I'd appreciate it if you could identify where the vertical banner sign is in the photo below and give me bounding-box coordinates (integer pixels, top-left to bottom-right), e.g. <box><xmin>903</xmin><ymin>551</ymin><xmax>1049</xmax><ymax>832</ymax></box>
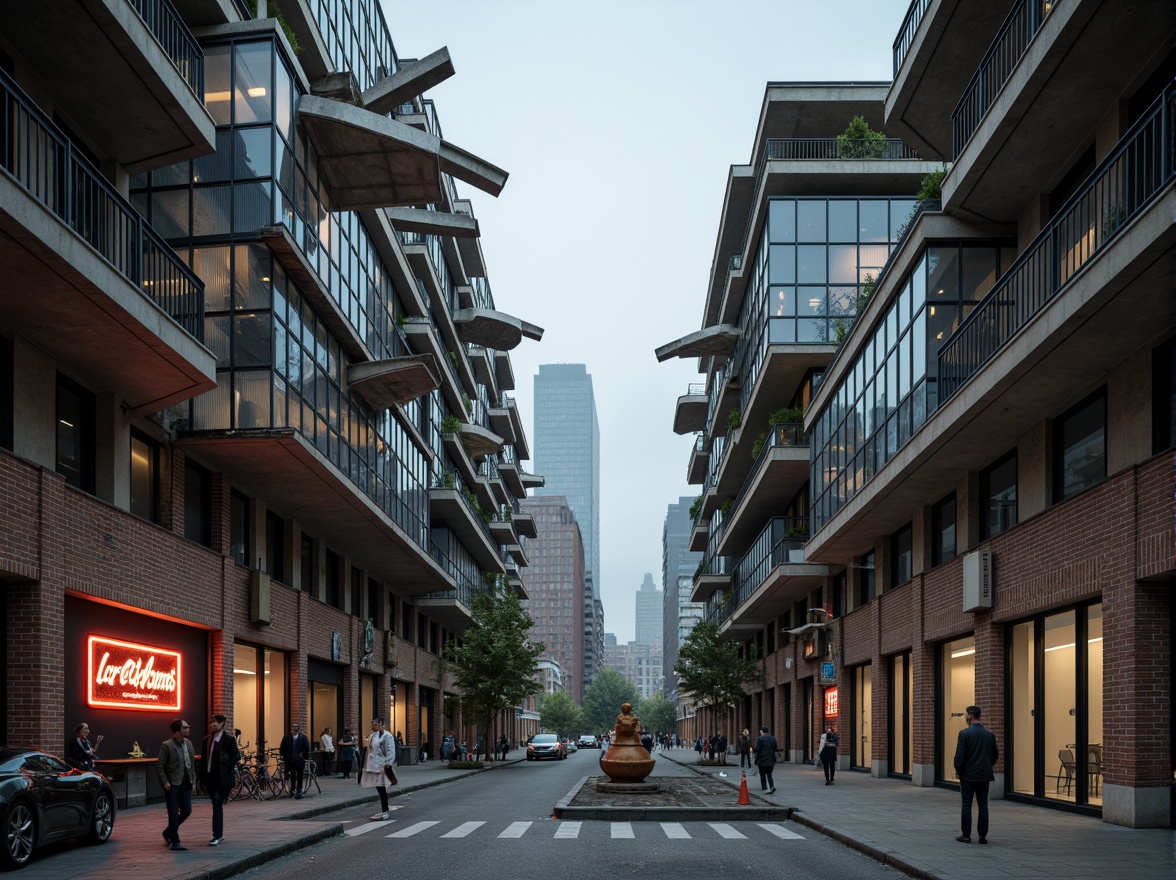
<box><xmin>87</xmin><ymin>635</ymin><xmax>182</xmax><ymax>711</ymax></box>
<box><xmin>824</xmin><ymin>686</ymin><xmax>839</xmax><ymax>718</ymax></box>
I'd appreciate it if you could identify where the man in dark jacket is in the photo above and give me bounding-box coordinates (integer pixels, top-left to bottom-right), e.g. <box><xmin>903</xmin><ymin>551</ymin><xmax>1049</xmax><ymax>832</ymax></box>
<box><xmin>752</xmin><ymin>726</ymin><xmax>778</xmax><ymax>793</ymax></box>
<box><xmin>199</xmin><ymin>714</ymin><xmax>240</xmax><ymax>846</ymax></box>
<box><xmin>279</xmin><ymin>722</ymin><xmax>311</xmax><ymax>799</ymax></box>
<box><xmin>738</xmin><ymin>729</ymin><xmax>753</xmax><ymax>768</ymax></box>
<box><xmin>953</xmin><ymin>705</ymin><xmax>999</xmax><ymax>844</ymax></box>
<box><xmin>716</xmin><ymin>732</ymin><xmax>728</xmax><ymax>765</ymax></box>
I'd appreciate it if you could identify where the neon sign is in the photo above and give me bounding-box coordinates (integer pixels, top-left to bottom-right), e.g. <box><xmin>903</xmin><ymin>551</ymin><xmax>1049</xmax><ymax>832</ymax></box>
<box><xmin>87</xmin><ymin>635</ymin><xmax>182</xmax><ymax>711</ymax></box>
<box><xmin>824</xmin><ymin>686</ymin><xmax>839</xmax><ymax>718</ymax></box>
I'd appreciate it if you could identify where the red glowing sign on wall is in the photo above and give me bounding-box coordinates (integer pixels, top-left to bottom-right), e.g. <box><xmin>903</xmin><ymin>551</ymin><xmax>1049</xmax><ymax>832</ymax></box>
<box><xmin>824</xmin><ymin>686</ymin><xmax>839</xmax><ymax>718</ymax></box>
<box><xmin>87</xmin><ymin>635</ymin><xmax>182</xmax><ymax>712</ymax></box>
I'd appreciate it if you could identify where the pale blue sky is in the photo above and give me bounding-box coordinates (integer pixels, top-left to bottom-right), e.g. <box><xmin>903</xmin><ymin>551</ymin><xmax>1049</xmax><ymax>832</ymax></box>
<box><xmin>384</xmin><ymin>0</ymin><xmax>911</xmax><ymax>640</ymax></box>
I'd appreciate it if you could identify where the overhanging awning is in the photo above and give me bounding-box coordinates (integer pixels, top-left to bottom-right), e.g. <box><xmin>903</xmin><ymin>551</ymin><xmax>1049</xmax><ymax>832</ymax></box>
<box><xmin>299</xmin><ymin>96</ymin><xmax>507</xmax><ymax>210</ymax></box>
<box><xmin>655</xmin><ymin>324</ymin><xmax>741</xmax><ymax>362</ymax></box>
<box><xmin>452</xmin><ymin>308</ymin><xmax>544</xmax><ymax>350</ymax></box>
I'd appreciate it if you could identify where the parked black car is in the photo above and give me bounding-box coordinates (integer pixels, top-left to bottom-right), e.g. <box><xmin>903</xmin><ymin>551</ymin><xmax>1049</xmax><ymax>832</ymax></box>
<box><xmin>0</xmin><ymin>748</ymin><xmax>116</xmax><ymax>869</ymax></box>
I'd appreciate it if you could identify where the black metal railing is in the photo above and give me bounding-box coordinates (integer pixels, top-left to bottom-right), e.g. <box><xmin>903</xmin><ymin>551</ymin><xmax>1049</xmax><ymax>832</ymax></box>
<box><xmin>128</xmin><ymin>0</ymin><xmax>205</xmax><ymax>96</ymax></box>
<box><xmin>705</xmin><ymin>515</ymin><xmax>808</xmax><ymax>625</ymax></box>
<box><xmin>952</xmin><ymin>0</ymin><xmax>1059</xmax><ymax>158</ymax></box>
<box><xmin>893</xmin><ymin>0</ymin><xmax>933</xmax><ymax>75</ymax></box>
<box><xmin>765</xmin><ymin>138</ymin><xmax>922</xmax><ymax>161</ymax></box>
<box><xmin>939</xmin><ymin>83</ymin><xmax>1174</xmax><ymax>402</ymax></box>
<box><xmin>0</xmin><ymin>69</ymin><xmax>204</xmax><ymax>340</ymax></box>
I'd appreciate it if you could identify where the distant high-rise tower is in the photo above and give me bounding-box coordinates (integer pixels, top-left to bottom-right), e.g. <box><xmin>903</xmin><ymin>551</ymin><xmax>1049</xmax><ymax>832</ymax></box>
<box><xmin>520</xmin><ymin>496</ymin><xmax>587</xmax><ymax>703</ymax></box>
<box><xmin>635</xmin><ymin>573</ymin><xmax>662</xmax><ymax>646</ymax></box>
<box><xmin>533</xmin><ymin>364</ymin><xmax>601</xmax><ymax>594</ymax></box>
<box><xmin>662</xmin><ymin>497</ymin><xmax>703</xmax><ymax>698</ymax></box>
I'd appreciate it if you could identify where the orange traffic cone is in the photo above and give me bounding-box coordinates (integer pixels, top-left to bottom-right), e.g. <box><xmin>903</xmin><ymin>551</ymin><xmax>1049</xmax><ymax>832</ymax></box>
<box><xmin>738</xmin><ymin>771</ymin><xmax>751</xmax><ymax>805</ymax></box>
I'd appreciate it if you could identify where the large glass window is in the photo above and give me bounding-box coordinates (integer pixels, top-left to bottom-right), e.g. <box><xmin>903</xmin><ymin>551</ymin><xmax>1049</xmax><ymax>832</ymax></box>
<box><xmin>890</xmin><ymin>523</ymin><xmax>913</xmax><ymax>587</ymax></box>
<box><xmin>940</xmin><ymin>635</ymin><xmax>975</xmax><ymax>782</ymax></box>
<box><xmin>230</xmin><ymin>489</ymin><xmax>251</xmax><ymax>566</ymax></box>
<box><xmin>932</xmin><ymin>493</ymin><xmax>957</xmax><ymax>566</ymax></box>
<box><xmin>857</xmin><ymin>550</ymin><xmax>876</xmax><ymax>606</ymax></box>
<box><xmin>1053</xmin><ymin>389</ymin><xmax>1106</xmax><ymax>502</ymax></box>
<box><xmin>184</xmin><ymin>460</ymin><xmax>213</xmax><ymax>547</ymax></box>
<box><xmin>234</xmin><ymin>642</ymin><xmax>287</xmax><ymax>753</ymax></box>
<box><xmin>852</xmin><ymin>664</ymin><xmax>872</xmax><ymax>770</ymax></box>
<box><xmin>56</xmin><ymin>374</ymin><xmax>95</xmax><ymax>493</ymax></box>
<box><xmin>1153</xmin><ymin>337</ymin><xmax>1175</xmax><ymax>453</ymax></box>
<box><xmin>980</xmin><ymin>451</ymin><xmax>1017</xmax><ymax>540</ymax></box>
<box><xmin>1008</xmin><ymin>603</ymin><xmax>1103</xmax><ymax>806</ymax></box>
<box><xmin>265</xmin><ymin>511</ymin><xmax>285</xmax><ymax>583</ymax></box>
<box><xmin>130</xmin><ymin>430</ymin><xmax>161</xmax><ymax>523</ymax></box>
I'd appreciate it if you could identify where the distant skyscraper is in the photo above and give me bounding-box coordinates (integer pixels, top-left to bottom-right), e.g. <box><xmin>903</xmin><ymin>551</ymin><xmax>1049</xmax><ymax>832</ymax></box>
<box><xmin>662</xmin><ymin>497</ymin><xmax>703</xmax><ymax>698</ymax></box>
<box><xmin>603</xmin><ymin>633</ymin><xmax>663</xmax><ymax>701</ymax></box>
<box><xmin>635</xmin><ymin>573</ymin><xmax>662</xmax><ymax>646</ymax></box>
<box><xmin>520</xmin><ymin>496</ymin><xmax>587</xmax><ymax>703</ymax></box>
<box><xmin>533</xmin><ymin>364</ymin><xmax>601</xmax><ymax>593</ymax></box>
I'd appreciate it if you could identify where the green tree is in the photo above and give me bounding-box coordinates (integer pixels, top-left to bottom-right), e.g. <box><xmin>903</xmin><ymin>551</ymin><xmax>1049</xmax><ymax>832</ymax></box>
<box><xmin>539</xmin><ymin>691</ymin><xmax>583</xmax><ymax>738</ymax></box>
<box><xmin>636</xmin><ymin>691</ymin><xmax>678</xmax><ymax>736</ymax></box>
<box><xmin>674</xmin><ymin>621</ymin><xmax>764</xmax><ymax>738</ymax></box>
<box><xmin>837</xmin><ymin>115</ymin><xmax>887</xmax><ymax>159</ymax></box>
<box><xmin>444</xmin><ymin>591</ymin><xmax>543</xmax><ymax>761</ymax></box>
<box><xmin>581</xmin><ymin>669</ymin><xmax>640</xmax><ymax>733</ymax></box>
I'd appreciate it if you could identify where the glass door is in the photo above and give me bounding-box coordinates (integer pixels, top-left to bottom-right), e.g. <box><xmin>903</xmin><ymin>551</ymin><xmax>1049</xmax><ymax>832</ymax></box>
<box><xmin>940</xmin><ymin>635</ymin><xmax>975</xmax><ymax>782</ymax></box>
<box><xmin>852</xmin><ymin>664</ymin><xmax>872</xmax><ymax>770</ymax></box>
<box><xmin>889</xmin><ymin>652</ymin><xmax>912</xmax><ymax>776</ymax></box>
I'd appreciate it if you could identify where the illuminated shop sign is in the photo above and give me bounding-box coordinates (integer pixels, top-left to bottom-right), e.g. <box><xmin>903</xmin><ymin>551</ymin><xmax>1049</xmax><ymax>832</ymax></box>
<box><xmin>824</xmin><ymin>686</ymin><xmax>839</xmax><ymax>718</ymax></box>
<box><xmin>87</xmin><ymin>635</ymin><xmax>182</xmax><ymax>711</ymax></box>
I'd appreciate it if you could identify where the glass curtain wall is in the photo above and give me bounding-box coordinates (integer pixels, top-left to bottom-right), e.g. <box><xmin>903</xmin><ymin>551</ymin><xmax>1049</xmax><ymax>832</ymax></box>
<box><xmin>1010</xmin><ymin>603</ymin><xmax>1103</xmax><ymax>806</ymax></box>
<box><xmin>852</xmin><ymin>664</ymin><xmax>873</xmax><ymax>770</ymax></box>
<box><xmin>940</xmin><ymin>635</ymin><xmax>976</xmax><ymax>782</ymax></box>
<box><xmin>812</xmin><ymin>243</ymin><xmax>1015</xmax><ymax>530</ymax></box>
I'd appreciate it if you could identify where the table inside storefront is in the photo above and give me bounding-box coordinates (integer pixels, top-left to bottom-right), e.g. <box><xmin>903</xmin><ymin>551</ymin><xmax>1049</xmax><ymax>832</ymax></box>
<box><xmin>96</xmin><ymin>758</ymin><xmax>166</xmax><ymax>809</ymax></box>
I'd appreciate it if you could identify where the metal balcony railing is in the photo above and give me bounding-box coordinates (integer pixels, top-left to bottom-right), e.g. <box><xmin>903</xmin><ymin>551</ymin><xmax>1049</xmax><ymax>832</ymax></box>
<box><xmin>128</xmin><ymin>0</ymin><xmax>205</xmax><ymax>97</ymax></box>
<box><xmin>764</xmin><ymin>138</ymin><xmax>922</xmax><ymax>161</ymax></box>
<box><xmin>893</xmin><ymin>0</ymin><xmax>933</xmax><ymax>75</ymax></box>
<box><xmin>939</xmin><ymin>83</ymin><xmax>1175</xmax><ymax>402</ymax></box>
<box><xmin>0</xmin><ymin>69</ymin><xmax>204</xmax><ymax>341</ymax></box>
<box><xmin>684</xmin><ymin>382</ymin><xmax>706</xmax><ymax>396</ymax></box>
<box><xmin>952</xmin><ymin>0</ymin><xmax>1060</xmax><ymax>158</ymax></box>
<box><xmin>704</xmin><ymin>515</ymin><xmax>808</xmax><ymax>626</ymax></box>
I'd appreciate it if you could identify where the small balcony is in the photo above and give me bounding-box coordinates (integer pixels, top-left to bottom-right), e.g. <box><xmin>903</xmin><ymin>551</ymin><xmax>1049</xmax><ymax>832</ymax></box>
<box><xmin>673</xmin><ymin>383</ymin><xmax>708</xmax><ymax>435</ymax></box>
<box><xmin>512</xmin><ymin>509</ymin><xmax>538</xmax><ymax>540</ymax></box>
<box><xmin>429</xmin><ymin>483</ymin><xmax>506</xmax><ymax>574</ymax></box>
<box><xmin>717</xmin><ymin>424</ymin><xmax>809</xmax><ymax>558</ymax></box>
<box><xmin>688</xmin><ymin>519</ymin><xmax>709</xmax><ymax>553</ymax></box>
<box><xmin>690</xmin><ymin>552</ymin><xmax>732</xmax><ymax>603</ymax></box>
<box><xmin>0</xmin><ymin>0</ymin><xmax>213</xmax><ymax>174</ymax></box>
<box><xmin>0</xmin><ymin>69</ymin><xmax>213</xmax><ymax>413</ymax></box>
<box><xmin>452</xmin><ymin>308</ymin><xmax>544</xmax><ymax>351</ymax></box>
<box><xmin>687</xmin><ymin>433</ymin><xmax>709</xmax><ymax>485</ymax></box>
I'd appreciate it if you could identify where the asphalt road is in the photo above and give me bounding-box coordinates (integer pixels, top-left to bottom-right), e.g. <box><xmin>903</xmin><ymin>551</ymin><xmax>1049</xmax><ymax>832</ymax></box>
<box><xmin>240</xmin><ymin>751</ymin><xmax>900</xmax><ymax>880</ymax></box>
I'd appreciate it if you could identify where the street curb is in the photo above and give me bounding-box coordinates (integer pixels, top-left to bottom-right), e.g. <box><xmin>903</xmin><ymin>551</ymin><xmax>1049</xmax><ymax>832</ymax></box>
<box><xmin>197</xmin><ymin>823</ymin><xmax>344</xmax><ymax>880</ymax></box>
<box><xmin>282</xmin><ymin>767</ymin><xmax>490</xmax><ymax>820</ymax></box>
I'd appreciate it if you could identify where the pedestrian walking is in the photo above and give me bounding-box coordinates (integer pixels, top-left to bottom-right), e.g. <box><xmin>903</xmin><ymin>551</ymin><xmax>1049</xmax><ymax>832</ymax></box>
<box><xmin>738</xmin><ymin>728</ymin><xmax>752</xmax><ymax>769</ymax></box>
<box><xmin>199</xmin><ymin>714</ymin><xmax>240</xmax><ymax>846</ymax></box>
<box><xmin>753</xmin><ymin>725</ymin><xmax>778</xmax><ymax>794</ymax></box>
<box><xmin>498</xmin><ymin>735</ymin><xmax>509</xmax><ymax>761</ymax></box>
<box><xmin>338</xmin><ymin>728</ymin><xmax>357</xmax><ymax>779</ymax></box>
<box><xmin>319</xmin><ymin>727</ymin><xmax>334</xmax><ymax>776</ymax></box>
<box><xmin>156</xmin><ymin>719</ymin><xmax>196</xmax><ymax>851</ymax></box>
<box><xmin>818</xmin><ymin>724</ymin><xmax>840</xmax><ymax>784</ymax></box>
<box><xmin>67</xmin><ymin>722</ymin><xmax>103</xmax><ymax>770</ymax></box>
<box><xmin>279</xmin><ymin>722</ymin><xmax>310</xmax><ymax>799</ymax></box>
<box><xmin>716</xmin><ymin>731</ymin><xmax>728</xmax><ymax>765</ymax></box>
<box><xmin>360</xmin><ymin>717</ymin><xmax>397</xmax><ymax>820</ymax></box>
<box><xmin>953</xmin><ymin>705</ymin><xmax>999</xmax><ymax>844</ymax></box>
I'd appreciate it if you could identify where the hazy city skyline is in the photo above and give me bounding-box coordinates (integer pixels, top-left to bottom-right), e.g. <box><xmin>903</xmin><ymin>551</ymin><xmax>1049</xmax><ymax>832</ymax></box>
<box><xmin>387</xmin><ymin>0</ymin><xmax>911</xmax><ymax>640</ymax></box>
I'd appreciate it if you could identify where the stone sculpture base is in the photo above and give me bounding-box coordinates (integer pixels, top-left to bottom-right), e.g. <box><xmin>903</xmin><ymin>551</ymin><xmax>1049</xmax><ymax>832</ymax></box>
<box><xmin>596</xmin><ymin>781</ymin><xmax>659</xmax><ymax>793</ymax></box>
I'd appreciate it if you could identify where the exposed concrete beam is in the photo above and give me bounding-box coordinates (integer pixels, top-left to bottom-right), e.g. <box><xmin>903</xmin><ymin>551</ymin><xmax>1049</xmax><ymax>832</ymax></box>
<box><xmin>363</xmin><ymin>48</ymin><xmax>456</xmax><ymax>115</ymax></box>
<box><xmin>385</xmin><ymin>206</ymin><xmax>480</xmax><ymax>238</ymax></box>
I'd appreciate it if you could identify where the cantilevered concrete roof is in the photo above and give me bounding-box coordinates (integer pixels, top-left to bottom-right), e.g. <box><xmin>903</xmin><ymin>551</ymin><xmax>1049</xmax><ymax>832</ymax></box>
<box><xmin>299</xmin><ymin>97</ymin><xmax>507</xmax><ymax>210</ymax></box>
<box><xmin>655</xmin><ymin>324</ymin><xmax>741</xmax><ymax>362</ymax></box>
<box><xmin>177</xmin><ymin>430</ymin><xmax>454</xmax><ymax>596</ymax></box>
<box><xmin>363</xmin><ymin>48</ymin><xmax>455</xmax><ymax>115</ymax></box>
<box><xmin>673</xmin><ymin>392</ymin><xmax>708</xmax><ymax>435</ymax></box>
<box><xmin>459</xmin><ymin>423</ymin><xmax>505</xmax><ymax>458</ymax></box>
<box><xmin>348</xmin><ymin>355</ymin><xmax>441</xmax><ymax>409</ymax></box>
<box><xmin>385</xmin><ymin>206</ymin><xmax>479</xmax><ymax>238</ymax></box>
<box><xmin>452</xmin><ymin>309</ymin><xmax>544</xmax><ymax>350</ymax></box>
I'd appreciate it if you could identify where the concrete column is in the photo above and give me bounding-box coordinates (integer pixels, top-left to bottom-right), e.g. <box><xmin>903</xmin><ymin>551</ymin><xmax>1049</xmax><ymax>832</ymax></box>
<box><xmin>1018</xmin><ymin>423</ymin><xmax>1048</xmax><ymax>520</ymax></box>
<box><xmin>94</xmin><ymin>391</ymin><xmax>127</xmax><ymax>508</ymax></box>
<box><xmin>910</xmin><ymin>639</ymin><xmax>937</xmax><ymax>787</ymax></box>
<box><xmin>1106</xmin><ymin>350</ymin><xmax>1151</xmax><ymax>474</ymax></box>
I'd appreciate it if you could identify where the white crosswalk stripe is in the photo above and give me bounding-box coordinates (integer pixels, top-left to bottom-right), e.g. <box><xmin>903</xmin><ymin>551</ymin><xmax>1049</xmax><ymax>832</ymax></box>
<box><xmin>554</xmin><ymin>821</ymin><xmax>582</xmax><ymax>838</ymax></box>
<box><xmin>387</xmin><ymin>821</ymin><xmax>439</xmax><ymax>838</ymax></box>
<box><xmin>708</xmin><ymin>823</ymin><xmax>747</xmax><ymax>839</ymax></box>
<box><xmin>660</xmin><ymin>822</ymin><xmax>691</xmax><ymax>839</ymax></box>
<box><xmin>344</xmin><ymin>821</ymin><xmax>395</xmax><ymax>837</ymax></box>
<box><xmin>498</xmin><ymin>822</ymin><xmax>532</xmax><ymax>838</ymax></box>
<box><xmin>441</xmin><ymin>822</ymin><xmax>485</xmax><ymax>838</ymax></box>
<box><xmin>759</xmin><ymin>823</ymin><xmax>805</xmax><ymax>840</ymax></box>
<box><xmin>611</xmin><ymin>822</ymin><xmax>635</xmax><ymax>838</ymax></box>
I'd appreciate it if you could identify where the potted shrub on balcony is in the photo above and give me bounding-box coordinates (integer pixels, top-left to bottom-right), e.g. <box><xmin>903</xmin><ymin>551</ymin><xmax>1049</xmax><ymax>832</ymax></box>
<box><xmin>785</xmin><ymin>524</ymin><xmax>809</xmax><ymax>563</ymax></box>
<box><xmin>837</xmin><ymin>116</ymin><xmax>887</xmax><ymax>159</ymax></box>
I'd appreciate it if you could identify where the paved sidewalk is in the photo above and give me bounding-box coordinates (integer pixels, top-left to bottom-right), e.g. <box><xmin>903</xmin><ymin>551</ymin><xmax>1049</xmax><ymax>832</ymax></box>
<box><xmin>658</xmin><ymin>749</ymin><xmax>1175</xmax><ymax>880</ymax></box>
<box><xmin>16</xmin><ymin>757</ymin><xmax>504</xmax><ymax>880</ymax></box>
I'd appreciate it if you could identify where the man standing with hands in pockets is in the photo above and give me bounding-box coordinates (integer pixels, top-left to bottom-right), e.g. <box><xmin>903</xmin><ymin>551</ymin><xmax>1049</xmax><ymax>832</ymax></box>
<box><xmin>954</xmin><ymin>705</ymin><xmax>999</xmax><ymax>845</ymax></box>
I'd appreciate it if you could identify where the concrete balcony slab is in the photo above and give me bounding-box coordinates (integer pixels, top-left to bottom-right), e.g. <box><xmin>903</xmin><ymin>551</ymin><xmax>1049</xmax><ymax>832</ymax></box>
<box><xmin>347</xmin><ymin>355</ymin><xmax>441</xmax><ymax>409</ymax></box>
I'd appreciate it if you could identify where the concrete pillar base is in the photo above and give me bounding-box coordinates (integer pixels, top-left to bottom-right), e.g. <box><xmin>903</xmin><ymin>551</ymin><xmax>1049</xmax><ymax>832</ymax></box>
<box><xmin>1102</xmin><ymin>783</ymin><xmax>1170</xmax><ymax>828</ymax></box>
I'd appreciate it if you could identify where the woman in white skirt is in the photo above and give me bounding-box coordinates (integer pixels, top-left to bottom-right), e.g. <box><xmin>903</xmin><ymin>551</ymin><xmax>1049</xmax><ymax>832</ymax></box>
<box><xmin>360</xmin><ymin>716</ymin><xmax>396</xmax><ymax>819</ymax></box>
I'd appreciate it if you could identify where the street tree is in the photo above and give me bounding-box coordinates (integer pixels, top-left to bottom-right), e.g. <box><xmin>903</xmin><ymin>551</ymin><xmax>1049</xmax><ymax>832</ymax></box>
<box><xmin>539</xmin><ymin>691</ymin><xmax>582</xmax><ymax>738</ymax></box>
<box><xmin>444</xmin><ymin>590</ymin><xmax>543</xmax><ymax>761</ymax></box>
<box><xmin>580</xmin><ymin>668</ymin><xmax>640</xmax><ymax>733</ymax></box>
<box><xmin>636</xmin><ymin>691</ymin><xmax>677</xmax><ymax>737</ymax></box>
<box><xmin>674</xmin><ymin>620</ymin><xmax>764</xmax><ymax>739</ymax></box>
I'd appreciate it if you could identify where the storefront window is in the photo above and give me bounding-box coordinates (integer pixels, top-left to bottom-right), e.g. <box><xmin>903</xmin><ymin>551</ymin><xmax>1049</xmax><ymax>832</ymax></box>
<box><xmin>391</xmin><ymin>680</ymin><xmax>408</xmax><ymax>744</ymax></box>
<box><xmin>360</xmin><ymin>673</ymin><xmax>377</xmax><ymax>730</ymax></box>
<box><xmin>234</xmin><ymin>642</ymin><xmax>286</xmax><ymax>754</ymax></box>
<box><xmin>1011</xmin><ymin>620</ymin><xmax>1035</xmax><ymax>796</ymax></box>
<box><xmin>940</xmin><ymin>635</ymin><xmax>975</xmax><ymax>782</ymax></box>
<box><xmin>852</xmin><ymin>664</ymin><xmax>872</xmax><ymax>770</ymax></box>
